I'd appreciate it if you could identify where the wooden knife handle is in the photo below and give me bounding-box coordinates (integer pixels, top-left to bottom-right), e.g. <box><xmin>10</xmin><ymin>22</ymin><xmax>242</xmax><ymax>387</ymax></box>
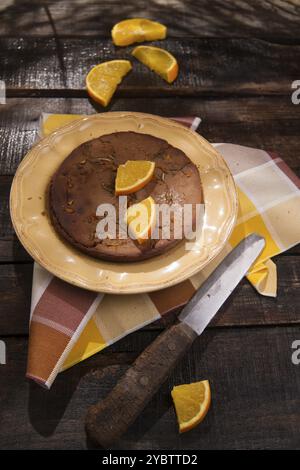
<box><xmin>85</xmin><ymin>322</ymin><xmax>197</xmax><ymax>448</ymax></box>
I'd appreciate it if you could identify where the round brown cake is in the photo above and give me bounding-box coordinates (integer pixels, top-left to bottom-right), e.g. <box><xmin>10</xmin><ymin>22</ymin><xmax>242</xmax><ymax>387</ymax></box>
<box><xmin>49</xmin><ymin>131</ymin><xmax>203</xmax><ymax>262</ymax></box>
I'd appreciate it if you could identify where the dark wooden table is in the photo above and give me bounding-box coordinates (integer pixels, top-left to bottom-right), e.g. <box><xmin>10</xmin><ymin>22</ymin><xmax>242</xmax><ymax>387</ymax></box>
<box><xmin>0</xmin><ymin>1</ymin><xmax>300</xmax><ymax>450</ymax></box>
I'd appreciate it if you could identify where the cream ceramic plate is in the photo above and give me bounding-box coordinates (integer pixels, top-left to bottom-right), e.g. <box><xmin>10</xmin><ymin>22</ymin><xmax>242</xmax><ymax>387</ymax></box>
<box><xmin>10</xmin><ymin>112</ymin><xmax>237</xmax><ymax>294</ymax></box>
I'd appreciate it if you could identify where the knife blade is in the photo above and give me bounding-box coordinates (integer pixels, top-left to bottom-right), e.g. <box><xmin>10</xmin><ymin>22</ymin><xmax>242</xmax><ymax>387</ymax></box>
<box><xmin>179</xmin><ymin>232</ymin><xmax>265</xmax><ymax>334</ymax></box>
<box><xmin>86</xmin><ymin>233</ymin><xmax>265</xmax><ymax>448</ymax></box>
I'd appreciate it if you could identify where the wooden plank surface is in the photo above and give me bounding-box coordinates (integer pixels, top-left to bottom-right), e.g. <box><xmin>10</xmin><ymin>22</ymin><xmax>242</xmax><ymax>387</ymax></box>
<box><xmin>1</xmin><ymin>38</ymin><xmax>299</xmax><ymax>96</ymax></box>
<box><xmin>0</xmin><ymin>1</ymin><xmax>299</xmax><ymax>40</ymax></box>
<box><xmin>1</xmin><ymin>326</ymin><xmax>299</xmax><ymax>449</ymax></box>
<box><xmin>0</xmin><ymin>1</ymin><xmax>300</xmax><ymax>451</ymax></box>
<box><xmin>1</xmin><ymin>96</ymin><xmax>299</xmax><ymax>177</ymax></box>
<box><xmin>1</xmin><ymin>95</ymin><xmax>299</xmax><ymax>270</ymax></box>
<box><xmin>1</xmin><ymin>254</ymin><xmax>299</xmax><ymax>336</ymax></box>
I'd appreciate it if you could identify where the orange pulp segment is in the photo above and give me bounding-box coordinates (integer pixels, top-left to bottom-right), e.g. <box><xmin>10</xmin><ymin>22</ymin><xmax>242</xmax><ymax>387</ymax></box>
<box><xmin>132</xmin><ymin>45</ymin><xmax>178</xmax><ymax>83</ymax></box>
<box><xmin>171</xmin><ymin>380</ymin><xmax>211</xmax><ymax>433</ymax></box>
<box><xmin>86</xmin><ymin>60</ymin><xmax>132</xmax><ymax>107</ymax></box>
<box><xmin>115</xmin><ymin>160</ymin><xmax>155</xmax><ymax>195</ymax></box>
<box><xmin>126</xmin><ymin>196</ymin><xmax>156</xmax><ymax>244</ymax></box>
<box><xmin>112</xmin><ymin>18</ymin><xmax>167</xmax><ymax>47</ymax></box>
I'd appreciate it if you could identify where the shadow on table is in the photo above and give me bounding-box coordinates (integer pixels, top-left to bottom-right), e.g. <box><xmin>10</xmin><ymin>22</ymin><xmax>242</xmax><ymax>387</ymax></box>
<box><xmin>28</xmin><ymin>372</ymin><xmax>81</xmax><ymax>437</ymax></box>
<box><xmin>25</xmin><ymin>267</ymin><xmax>231</xmax><ymax>444</ymax></box>
<box><xmin>1</xmin><ymin>0</ymin><xmax>298</xmax><ymax>39</ymax></box>
<box><xmin>85</xmin><ymin>328</ymin><xmax>220</xmax><ymax>450</ymax></box>
<box><xmin>27</xmin><ymin>361</ymin><xmax>131</xmax><ymax>438</ymax></box>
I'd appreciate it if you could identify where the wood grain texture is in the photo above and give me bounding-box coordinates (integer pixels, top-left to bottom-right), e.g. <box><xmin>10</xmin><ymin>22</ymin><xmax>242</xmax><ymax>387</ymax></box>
<box><xmin>1</xmin><ymin>37</ymin><xmax>299</xmax><ymax>96</ymax></box>
<box><xmin>0</xmin><ymin>1</ymin><xmax>299</xmax><ymax>39</ymax></box>
<box><xmin>0</xmin><ymin>0</ymin><xmax>299</xmax><ymax>452</ymax></box>
<box><xmin>1</xmin><ymin>327</ymin><xmax>300</xmax><ymax>449</ymax></box>
<box><xmin>1</xmin><ymin>96</ymin><xmax>299</xmax><ymax>177</ymax></box>
<box><xmin>0</xmin><ymin>254</ymin><xmax>299</xmax><ymax>336</ymax></box>
<box><xmin>1</xmin><ymin>95</ymin><xmax>299</xmax><ymax>266</ymax></box>
<box><xmin>0</xmin><ymin>263</ymin><xmax>33</xmax><ymax>335</ymax></box>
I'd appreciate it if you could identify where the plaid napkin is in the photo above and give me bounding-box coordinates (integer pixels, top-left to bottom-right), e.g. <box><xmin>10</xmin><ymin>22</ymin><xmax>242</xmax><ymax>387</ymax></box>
<box><xmin>26</xmin><ymin>114</ymin><xmax>300</xmax><ymax>388</ymax></box>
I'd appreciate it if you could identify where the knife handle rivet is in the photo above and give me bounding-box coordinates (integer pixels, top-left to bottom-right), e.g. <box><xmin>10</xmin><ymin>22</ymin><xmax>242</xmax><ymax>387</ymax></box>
<box><xmin>139</xmin><ymin>376</ymin><xmax>149</xmax><ymax>386</ymax></box>
<box><xmin>168</xmin><ymin>342</ymin><xmax>176</xmax><ymax>351</ymax></box>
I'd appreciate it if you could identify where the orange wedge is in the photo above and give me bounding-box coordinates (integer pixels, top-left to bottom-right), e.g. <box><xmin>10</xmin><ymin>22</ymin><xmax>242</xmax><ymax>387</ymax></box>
<box><xmin>126</xmin><ymin>196</ymin><xmax>156</xmax><ymax>244</ymax></box>
<box><xmin>112</xmin><ymin>18</ymin><xmax>167</xmax><ymax>47</ymax></box>
<box><xmin>171</xmin><ymin>380</ymin><xmax>211</xmax><ymax>433</ymax></box>
<box><xmin>132</xmin><ymin>46</ymin><xmax>178</xmax><ymax>83</ymax></box>
<box><xmin>86</xmin><ymin>60</ymin><xmax>132</xmax><ymax>107</ymax></box>
<box><xmin>115</xmin><ymin>160</ymin><xmax>155</xmax><ymax>195</ymax></box>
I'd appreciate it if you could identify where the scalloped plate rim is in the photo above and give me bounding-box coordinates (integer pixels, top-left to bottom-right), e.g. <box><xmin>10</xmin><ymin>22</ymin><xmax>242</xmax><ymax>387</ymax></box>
<box><xmin>10</xmin><ymin>112</ymin><xmax>238</xmax><ymax>294</ymax></box>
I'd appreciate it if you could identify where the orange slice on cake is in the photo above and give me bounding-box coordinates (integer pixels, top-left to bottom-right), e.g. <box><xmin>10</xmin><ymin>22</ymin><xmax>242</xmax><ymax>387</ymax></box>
<box><xmin>126</xmin><ymin>196</ymin><xmax>156</xmax><ymax>244</ymax></box>
<box><xmin>132</xmin><ymin>45</ymin><xmax>178</xmax><ymax>83</ymax></box>
<box><xmin>115</xmin><ymin>160</ymin><xmax>155</xmax><ymax>195</ymax></box>
<box><xmin>86</xmin><ymin>60</ymin><xmax>132</xmax><ymax>107</ymax></box>
<box><xmin>171</xmin><ymin>380</ymin><xmax>211</xmax><ymax>433</ymax></box>
<box><xmin>112</xmin><ymin>18</ymin><xmax>167</xmax><ymax>47</ymax></box>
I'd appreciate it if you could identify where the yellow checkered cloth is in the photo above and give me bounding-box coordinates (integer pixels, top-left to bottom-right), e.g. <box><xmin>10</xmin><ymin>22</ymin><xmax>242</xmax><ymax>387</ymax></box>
<box><xmin>26</xmin><ymin>113</ymin><xmax>300</xmax><ymax>387</ymax></box>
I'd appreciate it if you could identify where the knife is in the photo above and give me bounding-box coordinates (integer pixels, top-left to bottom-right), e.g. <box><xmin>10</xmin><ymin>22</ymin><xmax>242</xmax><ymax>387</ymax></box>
<box><xmin>85</xmin><ymin>233</ymin><xmax>265</xmax><ymax>448</ymax></box>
